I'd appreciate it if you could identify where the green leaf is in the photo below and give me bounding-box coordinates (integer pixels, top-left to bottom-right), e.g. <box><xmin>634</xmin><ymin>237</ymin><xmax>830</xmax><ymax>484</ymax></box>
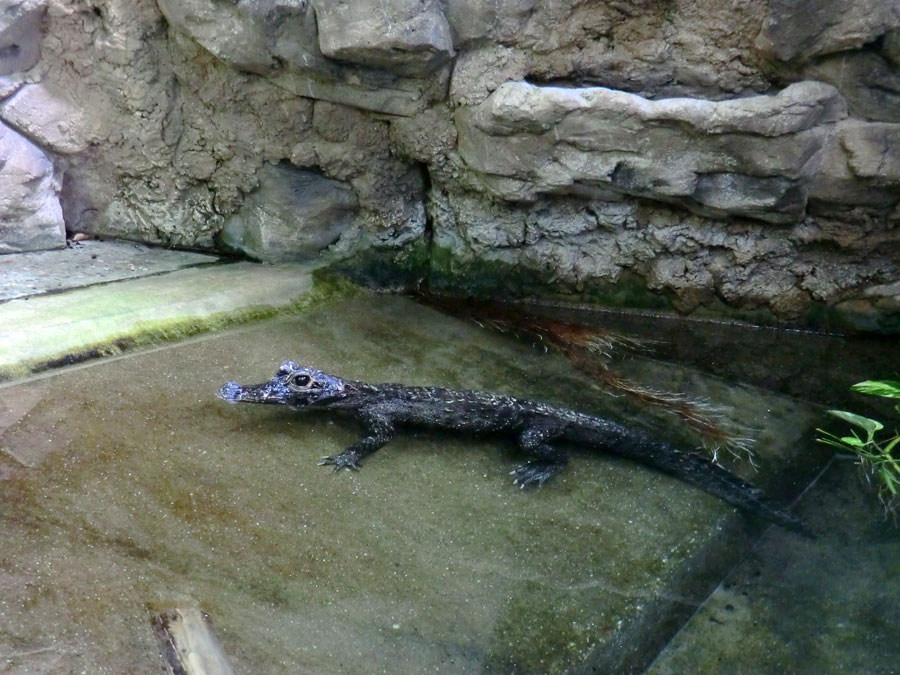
<box><xmin>827</xmin><ymin>409</ymin><xmax>884</xmax><ymax>436</ymax></box>
<box><xmin>851</xmin><ymin>380</ymin><xmax>900</xmax><ymax>399</ymax></box>
<box><xmin>816</xmin><ymin>437</ymin><xmax>847</xmax><ymax>451</ymax></box>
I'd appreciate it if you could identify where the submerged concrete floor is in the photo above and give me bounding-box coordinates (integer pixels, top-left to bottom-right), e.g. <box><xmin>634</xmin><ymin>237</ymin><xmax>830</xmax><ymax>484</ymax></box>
<box><xmin>0</xmin><ymin>292</ymin><xmax>831</xmax><ymax>673</ymax></box>
<box><xmin>648</xmin><ymin>458</ymin><xmax>900</xmax><ymax>674</ymax></box>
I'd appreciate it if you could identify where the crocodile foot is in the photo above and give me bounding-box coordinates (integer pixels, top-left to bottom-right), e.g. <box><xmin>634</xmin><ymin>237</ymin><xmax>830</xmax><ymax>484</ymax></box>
<box><xmin>318</xmin><ymin>451</ymin><xmax>362</xmax><ymax>472</ymax></box>
<box><xmin>510</xmin><ymin>460</ymin><xmax>563</xmax><ymax>488</ymax></box>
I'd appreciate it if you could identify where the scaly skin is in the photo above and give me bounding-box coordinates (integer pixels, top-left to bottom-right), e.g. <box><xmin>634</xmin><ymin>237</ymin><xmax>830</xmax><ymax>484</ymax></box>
<box><xmin>218</xmin><ymin>361</ymin><xmax>807</xmax><ymax>532</ymax></box>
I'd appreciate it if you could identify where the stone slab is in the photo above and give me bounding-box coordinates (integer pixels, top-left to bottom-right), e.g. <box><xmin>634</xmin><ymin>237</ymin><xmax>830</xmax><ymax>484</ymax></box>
<box><xmin>0</xmin><ymin>240</ymin><xmax>219</xmax><ymax>302</ymax></box>
<box><xmin>0</xmin><ymin>294</ymin><xmax>824</xmax><ymax>673</ymax></box>
<box><xmin>0</xmin><ymin>261</ymin><xmax>318</xmax><ymax>380</ymax></box>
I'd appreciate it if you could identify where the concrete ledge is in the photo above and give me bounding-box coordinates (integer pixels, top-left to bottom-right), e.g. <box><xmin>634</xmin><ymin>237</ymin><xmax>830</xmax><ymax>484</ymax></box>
<box><xmin>0</xmin><ymin>262</ymin><xmax>328</xmax><ymax>381</ymax></box>
<box><xmin>0</xmin><ymin>240</ymin><xmax>220</xmax><ymax>302</ymax></box>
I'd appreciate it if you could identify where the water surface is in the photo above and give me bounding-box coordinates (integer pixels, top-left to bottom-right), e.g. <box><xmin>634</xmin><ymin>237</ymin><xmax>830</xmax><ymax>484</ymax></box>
<box><xmin>0</xmin><ymin>294</ymin><xmax>894</xmax><ymax>673</ymax></box>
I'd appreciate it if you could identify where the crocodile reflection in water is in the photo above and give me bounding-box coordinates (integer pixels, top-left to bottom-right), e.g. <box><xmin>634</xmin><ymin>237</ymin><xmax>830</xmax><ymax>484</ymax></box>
<box><xmin>218</xmin><ymin>361</ymin><xmax>807</xmax><ymax>533</ymax></box>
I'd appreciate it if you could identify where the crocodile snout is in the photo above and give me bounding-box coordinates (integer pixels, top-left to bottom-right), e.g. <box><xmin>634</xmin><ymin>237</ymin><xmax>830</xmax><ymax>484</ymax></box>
<box><xmin>216</xmin><ymin>381</ymin><xmax>244</xmax><ymax>403</ymax></box>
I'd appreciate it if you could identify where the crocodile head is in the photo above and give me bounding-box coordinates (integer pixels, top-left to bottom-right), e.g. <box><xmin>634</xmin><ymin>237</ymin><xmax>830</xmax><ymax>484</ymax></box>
<box><xmin>217</xmin><ymin>361</ymin><xmax>347</xmax><ymax>408</ymax></box>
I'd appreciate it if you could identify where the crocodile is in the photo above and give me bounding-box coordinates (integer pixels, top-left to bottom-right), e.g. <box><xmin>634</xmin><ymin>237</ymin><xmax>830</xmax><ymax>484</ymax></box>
<box><xmin>217</xmin><ymin>361</ymin><xmax>807</xmax><ymax>532</ymax></box>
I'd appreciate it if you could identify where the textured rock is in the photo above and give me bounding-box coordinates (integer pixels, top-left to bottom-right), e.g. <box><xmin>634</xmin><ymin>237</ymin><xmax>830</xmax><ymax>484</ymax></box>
<box><xmin>811</xmin><ymin>120</ymin><xmax>900</xmax><ymax>207</ymax></box>
<box><xmin>428</xmin><ymin>188</ymin><xmax>900</xmax><ymax>323</ymax></box>
<box><xmin>314</xmin><ymin>0</ymin><xmax>454</xmax><ymax>76</ymax></box>
<box><xmin>756</xmin><ymin>0</ymin><xmax>900</xmax><ymax>64</ymax></box>
<box><xmin>218</xmin><ymin>163</ymin><xmax>358</xmax><ymax>261</ymax></box>
<box><xmin>884</xmin><ymin>27</ymin><xmax>900</xmax><ymax>67</ymax></box>
<box><xmin>455</xmin><ymin>81</ymin><xmax>846</xmax><ymax>223</ymax></box>
<box><xmin>55</xmin><ymin>12</ymin><xmax>262</xmax><ymax>249</ymax></box>
<box><xmin>0</xmin><ymin>0</ymin><xmax>46</xmax><ymax>76</ymax></box>
<box><xmin>0</xmin><ymin>72</ymin><xmax>26</xmax><ymax>98</ymax></box>
<box><xmin>840</xmin><ymin>122</ymin><xmax>900</xmax><ymax>182</ymax></box>
<box><xmin>443</xmin><ymin>0</ymin><xmax>535</xmax><ymax>45</ymax></box>
<box><xmin>835</xmin><ymin>280</ymin><xmax>900</xmax><ymax>332</ymax></box>
<box><xmin>0</xmin><ymin>121</ymin><xmax>64</xmax><ymax>253</ymax></box>
<box><xmin>0</xmin><ymin>80</ymin><xmax>95</xmax><ymax>153</ymax></box>
<box><xmin>158</xmin><ymin>0</ymin><xmax>445</xmax><ymax>116</ymax></box>
<box><xmin>307</xmin><ymin>100</ymin><xmax>427</xmax><ymax>249</ymax></box>
<box><xmin>446</xmin><ymin>0</ymin><xmax>770</xmax><ymax>102</ymax></box>
<box><xmin>3</xmin><ymin>0</ymin><xmax>897</xmax><ymax>330</ymax></box>
<box><xmin>156</xmin><ymin>0</ymin><xmax>276</xmax><ymax>74</ymax></box>
<box><xmin>801</xmin><ymin>51</ymin><xmax>900</xmax><ymax>123</ymax></box>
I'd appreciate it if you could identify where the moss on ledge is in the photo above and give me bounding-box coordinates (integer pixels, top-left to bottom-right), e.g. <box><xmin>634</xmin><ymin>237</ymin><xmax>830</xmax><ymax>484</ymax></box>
<box><xmin>0</xmin><ymin>263</ymin><xmax>359</xmax><ymax>382</ymax></box>
<box><xmin>324</xmin><ymin>243</ymin><xmax>899</xmax><ymax>335</ymax></box>
<box><xmin>325</xmin><ymin>243</ymin><xmax>675</xmax><ymax>311</ymax></box>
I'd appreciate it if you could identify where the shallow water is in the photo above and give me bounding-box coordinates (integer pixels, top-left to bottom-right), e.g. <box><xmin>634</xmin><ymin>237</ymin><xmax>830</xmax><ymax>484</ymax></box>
<box><xmin>0</xmin><ymin>294</ymin><xmax>896</xmax><ymax>673</ymax></box>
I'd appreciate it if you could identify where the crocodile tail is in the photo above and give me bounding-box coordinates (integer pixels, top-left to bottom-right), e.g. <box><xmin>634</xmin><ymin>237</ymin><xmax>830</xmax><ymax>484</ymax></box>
<box><xmin>574</xmin><ymin>421</ymin><xmax>809</xmax><ymax>534</ymax></box>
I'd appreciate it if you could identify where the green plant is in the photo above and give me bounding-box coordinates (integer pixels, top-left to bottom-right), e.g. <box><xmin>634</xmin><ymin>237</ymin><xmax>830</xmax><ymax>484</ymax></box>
<box><xmin>818</xmin><ymin>380</ymin><xmax>900</xmax><ymax>512</ymax></box>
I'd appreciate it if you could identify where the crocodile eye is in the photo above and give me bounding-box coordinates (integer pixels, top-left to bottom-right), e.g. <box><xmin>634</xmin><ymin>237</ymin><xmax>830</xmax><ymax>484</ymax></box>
<box><xmin>293</xmin><ymin>374</ymin><xmax>311</xmax><ymax>387</ymax></box>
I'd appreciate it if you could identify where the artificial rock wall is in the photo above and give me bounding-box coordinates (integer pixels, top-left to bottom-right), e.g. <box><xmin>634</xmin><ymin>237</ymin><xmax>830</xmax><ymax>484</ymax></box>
<box><xmin>1</xmin><ymin>0</ymin><xmax>899</xmax><ymax>330</ymax></box>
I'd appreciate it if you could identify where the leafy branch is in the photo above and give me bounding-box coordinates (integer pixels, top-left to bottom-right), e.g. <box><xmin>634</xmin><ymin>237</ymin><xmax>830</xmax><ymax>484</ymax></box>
<box><xmin>818</xmin><ymin>380</ymin><xmax>900</xmax><ymax>513</ymax></box>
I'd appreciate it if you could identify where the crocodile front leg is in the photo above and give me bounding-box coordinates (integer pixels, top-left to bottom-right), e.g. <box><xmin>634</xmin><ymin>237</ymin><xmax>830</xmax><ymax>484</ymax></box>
<box><xmin>319</xmin><ymin>410</ymin><xmax>396</xmax><ymax>472</ymax></box>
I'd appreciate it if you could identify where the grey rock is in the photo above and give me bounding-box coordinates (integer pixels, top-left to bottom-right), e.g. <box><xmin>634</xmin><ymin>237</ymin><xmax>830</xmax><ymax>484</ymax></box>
<box><xmin>802</xmin><ymin>51</ymin><xmax>900</xmax><ymax>123</ymax></box>
<box><xmin>883</xmin><ymin>27</ymin><xmax>900</xmax><ymax>68</ymax></box>
<box><xmin>0</xmin><ymin>121</ymin><xmax>64</xmax><ymax>253</ymax></box>
<box><xmin>442</xmin><ymin>0</ymin><xmax>536</xmax><ymax>45</ymax></box>
<box><xmin>219</xmin><ymin>163</ymin><xmax>358</xmax><ymax>261</ymax></box>
<box><xmin>158</xmin><ymin>0</ymin><xmax>444</xmax><ymax>116</ymax></box>
<box><xmin>313</xmin><ymin>0</ymin><xmax>454</xmax><ymax>76</ymax></box>
<box><xmin>811</xmin><ymin>119</ymin><xmax>900</xmax><ymax>208</ymax></box>
<box><xmin>809</xmin><ymin>144</ymin><xmax>895</xmax><ymax>210</ymax></box>
<box><xmin>431</xmin><ymin>187</ymin><xmax>900</xmax><ymax>324</ymax></box>
<box><xmin>0</xmin><ymin>0</ymin><xmax>45</xmax><ymax>77</ymax></box>
<box><xmin>455</xmin><ymin>80</ymin><xmax>845</xmax><ymax>223</ymax></box>
<box><xmin>0</xmin><ymin>72</ymin><xmax>26</xmax><ymax>99</ymax></box>
<box><xmin>835</xmin><ymin>280</ymin><xmax>900</xmax><ymax>332</ymax></box>
<box><xmin>156</xmin><ymin>0</ymin><xmax>276</xmax><ymax>74</ymax></box>
<box><xmin>0</xmin><ymin>81</ymin><xmax>94</xmax><ymax>154</ymax></box>
<box><xmin>270</xmin><ymin>68</ymin><xmax>437</xmax><ymax>117</ymax></box>
<box><xmin>449</xmin><ymin>46</ymin><xmax>528</xmax><ymax>106</ymax></box>
<box><xmin>840</xmin><ymin>121</ymin><xmax>900</xmax><ymax>183</ymax></box>
<box><xmin>157</xmin><ymin>0</ymin><xmax>328</xmax><ymax>76</ymax></box>
<box><xmin>7</xmin><ymin>0</ymin><xmax>897</xmax><ymax>330</ymax></box>
<box><xmin>756</xmin><ymin>0</ymin><xmax>900</xmax><ymax>64</ymax></box>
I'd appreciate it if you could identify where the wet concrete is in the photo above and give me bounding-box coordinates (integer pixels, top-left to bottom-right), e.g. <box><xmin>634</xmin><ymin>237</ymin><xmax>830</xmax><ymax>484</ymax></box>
<box><xmin>0</xmin><ymin>262</ymin><xmax>320</xmax><ymax>381</ymax></box>
<box><xmin>0</xmin><ymin>293</ymin><xmax>825</xmax><ymax>673</ymax></box>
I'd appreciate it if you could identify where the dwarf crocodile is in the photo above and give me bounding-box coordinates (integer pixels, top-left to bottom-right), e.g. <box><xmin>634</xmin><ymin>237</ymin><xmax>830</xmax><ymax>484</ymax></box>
<box><xmin>218</xmin><ymin>361</ymin><xmax>806</xmax><ymax>532</ymax></box>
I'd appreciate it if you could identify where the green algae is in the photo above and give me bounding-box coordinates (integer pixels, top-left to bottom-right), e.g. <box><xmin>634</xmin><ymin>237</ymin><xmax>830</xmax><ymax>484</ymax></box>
<box><xmin>0</xmin><ymin>264</ymin><xmax>361</xmax><ymax>383</ymax></box>
<box><xmin>326</xmin><ymin>242</ymin><xmax>675</xmax><ymax>312</ymax></box>
<box><xmin>324</xmin><ymin>240</ymin><xmax>899</xmax><ymax>334</ymax></box>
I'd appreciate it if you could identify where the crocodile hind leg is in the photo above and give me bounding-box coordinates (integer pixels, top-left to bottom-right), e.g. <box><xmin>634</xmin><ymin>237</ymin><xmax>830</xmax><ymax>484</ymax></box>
<box><xmin>511</xmin><ymin>425</ymin><xmax>569</xmax><ymax>487</ymax></box>
<box><xmin>319</xmin><ymin>410</ymin><xmax>396</xmax><ymax>471</ymax></box>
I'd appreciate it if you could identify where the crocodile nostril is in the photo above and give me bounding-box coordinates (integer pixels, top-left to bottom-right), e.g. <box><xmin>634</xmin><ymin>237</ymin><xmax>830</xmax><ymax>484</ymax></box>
<box><xmin>216</xmin><ymin>381</ymin><xmax>243</xmax><ymax>403</ymax></box>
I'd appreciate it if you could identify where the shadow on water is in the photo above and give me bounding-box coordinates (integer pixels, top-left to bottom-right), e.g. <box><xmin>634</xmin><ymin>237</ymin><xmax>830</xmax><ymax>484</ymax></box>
<box><xmin>0</xmin><ymin>293</ymin><xmax>896</xmax><ymax>673</ymax></box>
